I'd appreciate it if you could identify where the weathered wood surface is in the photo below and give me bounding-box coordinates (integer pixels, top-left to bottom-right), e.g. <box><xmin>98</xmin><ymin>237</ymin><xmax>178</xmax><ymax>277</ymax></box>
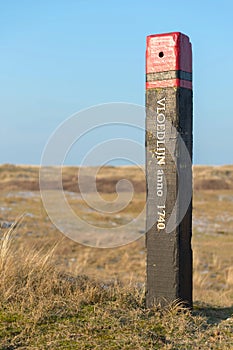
<box><xmin>146</xmin><ymin>32</ymin><xmax>193</xmax><ymax>307</ymax></box>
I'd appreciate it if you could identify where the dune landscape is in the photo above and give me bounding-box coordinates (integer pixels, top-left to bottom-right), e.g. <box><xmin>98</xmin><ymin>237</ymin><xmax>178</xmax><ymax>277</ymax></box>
<box><xmin>0</xmin><ymin>164</ymin><xmax>233</xmax><ymax>348</ymax></box>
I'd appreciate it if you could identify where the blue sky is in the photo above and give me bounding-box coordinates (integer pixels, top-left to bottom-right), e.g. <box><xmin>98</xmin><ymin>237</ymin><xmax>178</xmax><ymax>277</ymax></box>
<box><xmin>1</xmin><ymin>0</ymin><xmax>233</xmax><ymax>165</ymax></box>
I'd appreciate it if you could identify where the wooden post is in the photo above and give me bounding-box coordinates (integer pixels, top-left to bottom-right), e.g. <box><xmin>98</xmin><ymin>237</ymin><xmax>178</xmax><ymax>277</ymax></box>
<box><xmin>146</xmin><ymin>32</ymin><xmax>193</xmax><ymax>307</ymax></box>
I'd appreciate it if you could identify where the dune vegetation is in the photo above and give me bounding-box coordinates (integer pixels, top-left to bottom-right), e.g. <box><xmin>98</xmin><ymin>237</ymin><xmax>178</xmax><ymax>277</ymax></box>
<box><xmin>0</xmin><ymin>164</ymin><xmax>232</xmax><ymax>349</ymax></box>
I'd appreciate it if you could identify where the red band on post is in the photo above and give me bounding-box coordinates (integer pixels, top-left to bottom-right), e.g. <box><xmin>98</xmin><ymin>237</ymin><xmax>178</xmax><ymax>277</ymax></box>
<box><xmin>146</xmin><ymin>79</ymin><xmax>192</xmax><ymax>89</ymax></box>
<box><xmin>146</xmin><ymin>32</ymin><xmax>192</xmax><ymax>89</ymax></box>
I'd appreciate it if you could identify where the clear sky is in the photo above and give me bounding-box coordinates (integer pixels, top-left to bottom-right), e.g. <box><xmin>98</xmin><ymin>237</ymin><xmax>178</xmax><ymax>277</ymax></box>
<box><xmin>1</xmin><ymin>0</ymin><xmax>233</xmax><ymax>166</ymax></box>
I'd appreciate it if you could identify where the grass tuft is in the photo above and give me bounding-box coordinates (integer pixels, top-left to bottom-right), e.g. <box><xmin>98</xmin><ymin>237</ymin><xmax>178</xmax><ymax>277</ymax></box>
<box><xmin>0</xmin><ymin>224</ymin><xmax>232</xmax><ymax>349</ymax></box>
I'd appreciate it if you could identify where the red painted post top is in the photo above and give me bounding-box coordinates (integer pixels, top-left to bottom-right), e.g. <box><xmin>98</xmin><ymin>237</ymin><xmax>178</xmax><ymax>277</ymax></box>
<box><xmin>146</xmin><ymin>32</ymin><xmax>192</xmax><ymax>89</ymax></box>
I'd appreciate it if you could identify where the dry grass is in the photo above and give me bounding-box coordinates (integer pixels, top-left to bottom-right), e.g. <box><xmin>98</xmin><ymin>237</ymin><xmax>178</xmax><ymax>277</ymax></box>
<box><xmin>193</xmin><ymin>165</ymin><xmax>233</xmax><ymax>190</ymax></box>
<box><xmin>0</xmin><ymin>223</ymin><xmax>232</xmax><ymax>349</ymax></box>
<box><xmin>2</xmin><ymin>163</ymin><xmax>233</xmax><ymax>192</ymax></box>
<box><xmin>0</xmin><ymin>164</ymin><xmax>233</xmax><ymax>348</ymax></box>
